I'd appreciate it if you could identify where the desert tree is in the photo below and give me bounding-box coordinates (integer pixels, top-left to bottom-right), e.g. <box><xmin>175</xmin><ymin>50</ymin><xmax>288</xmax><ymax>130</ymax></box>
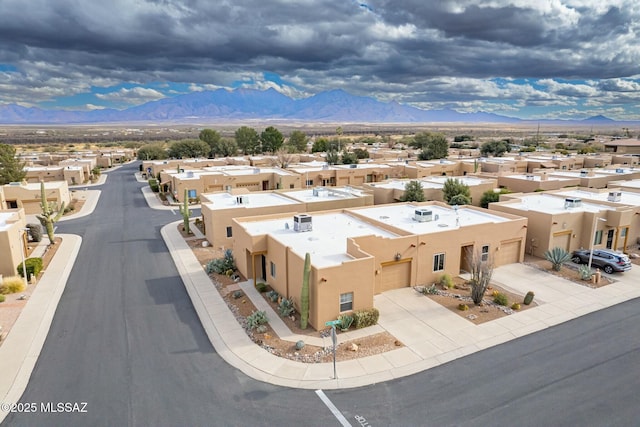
<box><xmin>235</xmin><ymin>126</ymin><xmax>260</xmax><ymax>154</ymax></box>
<box><xmin>285</xmin><ymin>130</ymin><xmax>308</xmax><ymax>153</ymax></box>
<box><xmin>260</xmin><ymin>126</ymin><xmax>284</xmax><ymax>153</ymax></box>
<box><xmin>400</xmin><ymin>181</ymin><xmax>426</xmax><ymax>202</ymax></box>
<box><xmin>466</xmin><ymin>247</ymin><xmax>494</xmax><ymax>305</ymax></box>
<box><xmin>271</xmin><ymin>148</ymin><xmax>295</xmax><ymax>168</ymax></box>
<box><xmin>411</xmin><ymin>132</ymin><xmax>448</xmax><ymax>160</ymax></box>
<box><xmin>443</xmin><ymin>178</ymin><xmax>471</xmax><ymax>205</ymax></box>
<box><xmin>0</xmin><ymin>143</ymin><xmax>26</xmax><ymax>184</ymax></box>
<box><xmin>198</xmin><ymin>128</ymin><xmax>221</xmax><ymax>156</ymax></box>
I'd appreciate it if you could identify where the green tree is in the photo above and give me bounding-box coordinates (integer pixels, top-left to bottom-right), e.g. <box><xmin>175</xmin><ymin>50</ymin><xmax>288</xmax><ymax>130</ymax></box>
<box><xmin>286</xmin><ymin>130</ymin><xmax>308</xmax><ymax>153</ymax></box>
<box><xmin>311</xmin><ymin>138</ymin><xmax>328</xmax><ymax>153</ymax></box>
<box><xmin>137</xmin><ymin>144</ymin><xmax>168</xmax><ymax>160</ymax></box>
<box><xmin>0</xmin><ymin>143</ymin><xmax>26</xmax><ymax>184</ymax></box>
<box><xmin>480</xmin><ymin>188</ymin><xmax>510</xmax><ymax>208</ymax></box>
<box><xmin>326</xmin><ymin>150</ymin><xmax>339</xmax><ymax>165</ymax></box>
<box><xmin>199</xmin><ymin>128</ymin><xmax>221</xmax><ymax>156</ymax></box>
<box><xmin>216</xmin><ymin>138</ymin><xmax>238</xmax><ymax>157</ymax></box>
<box><xmin>400</xmin><ymin>181</ymin><xmax>425</xmax><ymax>202</ymax></box>
<box><xmin>167</xmin><ymin>139</ymin><xmax>210</xmax><ymax>159</ymax></box>
<box><xmin>353</xmin><ymin>148</ymin><xmax>369</xmax><ymax>159</ymax></box>
<box><xmin>480</xmin><ymin>140</ymin><xmax>510</xmax><ymax>157</ymax></box>
<box><xmin>410</xmin><ymin>132</ymin><xmax>448</xmax><ymax>159</ymax></box>
<box><xmin>443</xmin><ymin>178</ymin><xmax>471</xmax><ymax>205</ymax></box>
<box><xmin>340</xmin><ymin>150</ymin><xmax>358</xmax><ymax>165</ymax></box>
<box><xmin>260</xmin><ymin>126</ymin><xmax>284</xmax><ymax>153</ymax></box>
<box><xmin>235</xmin><ymin>126</ymin><xmax>260</xmax><ymax>154</ymax></box>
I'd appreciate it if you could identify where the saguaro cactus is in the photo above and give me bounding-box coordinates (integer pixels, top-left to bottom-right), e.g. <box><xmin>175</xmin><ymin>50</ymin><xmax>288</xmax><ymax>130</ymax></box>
<box><xmin>300</xmin><ymin>252</ymin><xmax>311</xmax><ymax>329</ymax></box>
<box><xmin>36</xmin><ymin>181</ymin><xmax>65</xmax><ymax>245</ymax></box>
<box><xmin>180</xmin><ymin>189</ymin><xmax>191</xmax><ymax>234</ymax></box>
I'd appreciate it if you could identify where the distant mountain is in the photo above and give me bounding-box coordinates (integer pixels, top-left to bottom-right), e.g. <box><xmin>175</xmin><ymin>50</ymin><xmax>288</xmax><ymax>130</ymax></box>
<box><xmin>0</xmin><ymin>88</ymin><xmax>632</xmax><ymax>124</ymax></box>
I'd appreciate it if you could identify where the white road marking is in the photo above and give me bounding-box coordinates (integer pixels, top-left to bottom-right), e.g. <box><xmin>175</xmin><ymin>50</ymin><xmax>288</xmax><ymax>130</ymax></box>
<box><xmin>171</xmin><ymin>209</ymin><xmax>176</xmax><ymax>215</ymax></box>
<box><xmin>315</xmin><ymin>389</ymin><xmax>352</xmax><ymax>427</ymax></box>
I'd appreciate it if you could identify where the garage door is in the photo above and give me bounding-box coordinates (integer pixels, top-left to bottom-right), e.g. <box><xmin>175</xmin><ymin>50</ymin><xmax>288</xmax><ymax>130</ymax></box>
<box><xmin>495</xmin><ymin>240</ymin><xmax>521</xmax><ymax>266</ymax></box>
<box><xmin>378</xmin><ymin>260</ymin><xmax>411</xmax><ymax>294</ymax></box>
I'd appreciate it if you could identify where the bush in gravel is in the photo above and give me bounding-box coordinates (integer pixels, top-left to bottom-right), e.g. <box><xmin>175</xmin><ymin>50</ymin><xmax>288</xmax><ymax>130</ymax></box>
<box><xmin>255</xmin><ymin>282</ymin><xmax>267</xmax><ymax>292</ymax></box>
<box><xmin>278</xmin><ymin>297</ymin><xmax>295</xmax><ymax>317</ymax></box>
<box><xmin>493</xmin><ymin>292</ymin><xmax>508</xmax><ymax>306</ymax></box>
<box><xmin>338</xmin><ymin>314</ymin><xmax>354</xmax><ymax>331</ymax></box>
<box><xmin>353</xmin><ymin>308</ymin><xmax>379</xmax><ymax>329</ymax></box>
<box><xmin>578</xmin><ymin>264</ymin><xmax>592</xmax><ymax>280</ymax></box>
<box><xmin>295</xmin><ymin>340</ymin><xmax>305</xmax><ymax>350</ymax></box>
<box><xmin>268</xmin><ymin>290</ymin><xmax>279</xmax><ymax>302</ymax></box>
<box><xmin>206</xmin><ymin>249</ymin><xmax>236</xmax><ymax>274</ymax></box>
<box><xmin>246</xmin><ymin>310</ymin><xmax>268</xmax><ymax>330</ymax></box>
<box><xmin>0</xmin><ymin>294</ymin><xmax>5</xmax><ymax>302</ymax></box>
<box><xmin>0</xmin><ymin>276</ymin><xmax>26</xmax><ymax>294</ymax></box>
<box><xmin>27</xmin><ymin>223</ymin><xmax>43</xmax><ymax>242</ymax></box>
<box><xmin>232</xmin><ymin>290</ymin><xmax>243</xmax><ymax>299</ymax></box>
<box><xmin>438</xmin><ymin>273</ymin><xmax>454</xmax><ymax>289</ymax></box>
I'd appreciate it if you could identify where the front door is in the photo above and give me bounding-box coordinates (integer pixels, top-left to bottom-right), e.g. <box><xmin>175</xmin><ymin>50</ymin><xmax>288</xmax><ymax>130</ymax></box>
<box><xmin>606</xmin><ymin>229</ymin><xmax>615</xmax><ymax>249</ymax></box>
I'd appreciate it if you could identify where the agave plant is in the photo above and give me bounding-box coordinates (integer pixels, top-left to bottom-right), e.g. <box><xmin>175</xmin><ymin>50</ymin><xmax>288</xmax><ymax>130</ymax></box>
<box><xmin>544</xmin><ymin>247</ymin><xmax>572</xmax><ymax>271</ymax></box>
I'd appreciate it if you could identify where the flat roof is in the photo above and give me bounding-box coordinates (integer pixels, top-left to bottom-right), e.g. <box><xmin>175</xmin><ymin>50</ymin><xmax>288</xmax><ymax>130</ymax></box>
<box><xmin>425</xmin><ymin>176</ymin><xmax>491</xmax><ymax>186</ymax></box>
<box><xmin>555</xmin><ymin>189</ymin><xmax>640</xmax><ymax>206</ymax></box>
<box><xmin>616</xmin><ymin>179</ymin><xmax>640</xmax><ymax>189</ymax></box>
<box><xmin>355</xmin><ymin>203</ymin><xmax>509</xmax><ymax>234</ymax></box>
<box><xmin>502</xmin><ymin>174</ymin><xmax>575</xmax><ymax>182</ymax></box>
<box><xmin>282</xmin><ymin>187</ymin><xmax>365</xmax><ymax>202</ymax></box>
<box><xmin>501</xmin><ymin>194</ymin><xmax>614</xmax><ymax>214</ymax></box>
<box><xmin>3</xmin><ymin>181</ymin><xmax>66</xmax><ymax>190</ymax></box>
<box><xmin>550</xmin><ymin>171</ymin><xmax>614</xmax><ymax>179</ymax></box>
<box><xmin>333</xmin><ymin>163</ymin><xmax>391</xmax><ymax>170</ymax></box>
<box><xmin>368</xmin><ymin>179</ymin><xmax>442</xmax><ymax>190</ymax></box>
<box><xmin>241</xmin><ymin>212</ymin><xmax>398</xmax><ymax>267</ymax></box>
<box><xmin>201</xmin><ymin>192</ymin><xmax>299</xmax><ymax>210</ymax></box>
<box><xmin>0</xmin><ymin>212</ymin><xmax>17</xmax><ymax>232</ymax></box>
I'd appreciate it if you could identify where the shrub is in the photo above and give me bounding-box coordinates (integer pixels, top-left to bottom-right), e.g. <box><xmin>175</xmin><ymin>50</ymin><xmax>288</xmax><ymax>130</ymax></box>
<box><xmin>438</xmin><ymin>273</ymin><xmax>454</xmax><ymax>289</ymax></box>
<box><xmin>268</xmin><ymin>290</ymin><xmax>279</xmax><ymax>302</ymax></box>
<box><xmin>511</xmin><ymin>303</ymin><xmax>521</xmax><ymax>310</ymax></box>
<box><xmin>278</xmin><ymin>297</ymin><xmax>295</xmax><ymax>317</ymax></box>
<box><xmin>0</xmin><ymin>294</ymin><xmax>4</xmax><ymax>302</ymax></box>
<box><xmin>232</xmin><ymin>290</ymin><xmax>243</xmax><ymax>299</ymax></box>
<box><xmin>295</xmin><ymin>340</ymin><xmax>305</xmax><ymax>350</ymax></box>
<box><xmin>544</xmin><ymin>247</ymin><xmax>572</xmax><ymax>271</ymax></box>
<box><xmin>353</xmin><ymin>308</ymin><xmax>380</xmax><ymax>329</ymax></box>
<box><xmin>246</xmin><ymin>310</ymin><xmax>268</xmax><ymax>330</ymax></box>
<box><xmin>458</xmin><ymin>303</ymin><xmax>469</xmax><ymax>311</ymax></box>
<box><xmin>0</xmin><ymin>276</ymin><xmax>26</xmax><ymax>294</ymax></box>
<box><xmin>27</xmin><ymin>223</ymin><xmax>43</xmax><ymax>242</ymax></box>
<box><xmin>578</xmin><ymin>264</ymin><xmax>592</xmax><ymax>280</ymax></box>
<box><xmin>256</xmin><ymin>325</ymin><xmax>268</xmax><ymax>334</ymax></box>
<box><xmin>338</xmin><ymin>314</ymin><xmax>354</xmax><ymax>331</ymax></box>
<box><xmin>17</xmin><ymin>257</ymin><xmax>43</xmax><ymax>279</ymax></box>
<box><xmin>493</xmin><ymin>292</ymin><xmax>508</xmax><ymax>306</ymax></box>
<box><xmin>206</xmin><ymin>249</ymin><xmax>236</xmax><ymax>274</ymax></box>
<box><xmin>255</xmin><ymin>282</ymin><xmax>267</xmax><ymax>292</ymax></box>
<box><xmin>149</xmin><ymin>179</ymin><xmax>159</xmax><ymax>192</ymax></box>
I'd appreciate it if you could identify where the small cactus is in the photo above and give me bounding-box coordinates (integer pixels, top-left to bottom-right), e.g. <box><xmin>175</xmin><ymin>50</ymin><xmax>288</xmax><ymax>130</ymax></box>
<box><xmin>511</xmin><ymin>303</ymin><xmax>521</xmax><ymax>310</ymax></box>
<box><xmin>458</xmin><ymin>303</ymin><xmax>469</xmax><ymax>311</ymax></box>
<box><xmin>295</xmin><ymin>340</ymin><xmax>305</xmax><ymax>350</ymax></box>
<box><xmin>523</xmin><ymin>291</ymin><xmax>535</xmax><ymax>305</ymax></box>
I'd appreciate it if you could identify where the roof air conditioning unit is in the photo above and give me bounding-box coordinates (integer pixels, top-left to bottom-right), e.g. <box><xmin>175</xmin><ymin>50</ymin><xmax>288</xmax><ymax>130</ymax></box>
<box><xmin>414</xmin><ymin>208</ymin><xmax>433</xmax><ymax>222</ymax></box>
<box><xmin>186</xmin><ymin>171</ymin><xmax>194</xmax><ymax>178</ymax></box>
<box><xmin>607</xmin><ymin>191</ymin><xmax>622</xmax><ymax>202</ymax></box>
<box><xmin>615</xmin><ymin>168</ymin><xmax>624</xmax><ymax>173</ymax></box>
<box><xmin>580</xmin><ymin>170</ymin><xmax>588</xmax><ymax>177</ymax></box>
<box><xmin>293</xmin><ymin>214</ymin><xmax>313</xmax><ymax>232</ymax></box>
<box><xmin>564</xmin><ymin>197</ymin><xmax>582</xmax><ymax>209</ymax></box>
<box><xmin>525</xmin><ymin>174</ymin><xmax>534</xmax><ymax>180</ymax></box>
<box><xmin>349</xmin><ymin>164</ymin><xmax>357</xmax><ymax>168</ymax></box>
<box><xmin>236</xmin><ymin>195</ymin><xmax>249</xmax><ymax>205</ymax></box>
<box><xmin>253</xmin><ymin>168</ymin><xmax>260</xmax><ymax>174</ymax></box>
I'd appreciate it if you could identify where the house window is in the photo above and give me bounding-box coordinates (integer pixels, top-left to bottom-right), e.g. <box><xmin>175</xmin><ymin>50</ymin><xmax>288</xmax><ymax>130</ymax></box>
<box><xmin>594</xmin><ymin>230</ymin><xmax>603</xmax><ymax>245</ymax></box>
<box><xmin>339</xmin><ymin>292</ymin><xmax>353</xmax><ymax>312</ymax></box>
<box><xmin>270</xmin><ymin>261</ymin><xmax>276</xmax><ymax>278</ymax></box>
<box><xmin>481</xmin><ymin>245</ymin><xmax>490</xmax><ymax>262</ymax></box>
<box><xmin>226</xmin><ymin>226</ymin><xmax>232</xmax><ymax>238</ymax></box>
<box><xmin>306</xmin><ymin>179</ymin><xmax>314</xmax><ymax>186</ymax></box>
<box><xmin>621</xmin><ymin>227</ymin><xmax>628</xmax><ymax>237</ymax></box>
<box><xmin>433</xmin><ymin>253</ymin><xmax>445</xmax><ymax>272</ymax></box>
<box><xmin>290</xmin><ymin>184</ymin><xmax>294</xmax><ymax>189</ymax></box>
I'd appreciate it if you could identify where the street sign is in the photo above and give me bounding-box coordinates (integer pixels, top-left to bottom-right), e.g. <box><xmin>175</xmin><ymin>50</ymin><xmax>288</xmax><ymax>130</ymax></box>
<box><xmin>325</xmin><ymin>320</ymin><xmax>341</xmax><ymax>327</ymax></box>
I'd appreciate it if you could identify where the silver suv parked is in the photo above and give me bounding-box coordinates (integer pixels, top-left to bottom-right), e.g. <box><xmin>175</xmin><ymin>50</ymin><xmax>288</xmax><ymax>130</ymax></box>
<box><xmin>571</xmin><ymin>249</ymin><xmax>632</xmax><ymax>274</ymax></box>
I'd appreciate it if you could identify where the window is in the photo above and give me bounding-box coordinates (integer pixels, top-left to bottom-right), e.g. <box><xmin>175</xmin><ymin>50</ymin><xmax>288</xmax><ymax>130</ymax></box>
<box><xmin>226</xmin><ymin>226</ymin><xmax>232</xmax><ymax>238</ymax></box>
<box><xmin>339</xmin><ymin>292</ymin><xmax>353</xmax><ymax>312</ymax></box>
<box><xmin>290</xmin><ymin>184</ymin><xmax>294</xmax><ymax>189</ymax></box>
<box><xmin>433</xmin><ymin>253</ymin><xmax>445</xmax><ymax>272</ymax></box>
<box><xmin>594</xmin><ymin>230</ymin><xmax>603</xmax><ymax>245</ymax></box>
<box><xmin>270</xmin><ymin>261</ymin><xmax>276</xmax><ymax>278</ymax></box>
<box><xmin>188</xmin><ymin>189</ymin><xmax>196</xmax><ymax>199</ymax></box>
<box><xmin>621</xmin><ymin>227</ymin><xmax>628</xmax><ymax>237</ymax></box>
<box><xmin>481</xmin><ymin>245</ymin><xmax>490</xmax><ymax>262</ymax></box>
<box><xmin>306</xmin><ymin>179</ymin><xmax>314</xmax><ymax>186</ymax></box>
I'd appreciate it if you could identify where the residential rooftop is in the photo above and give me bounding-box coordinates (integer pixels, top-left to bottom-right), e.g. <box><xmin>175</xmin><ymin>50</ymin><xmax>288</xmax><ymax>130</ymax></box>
<box><xmin>0</xmin><ymin>212</ymin><xmax>17</xmax><ymax>232</ymax></box>
<box><xmin>500</xmin><ymin>193</ymin><xmax>614</xmax><ymax>214</ymax></box>
<box><xmin>355</xmin><ymin>203</ymin><xmax>509</xmax><ymax>234</ymax></box>
<box><xmin>241</xmin><ymin>212</ymin><xmax>398</xmax><ymax>267</ymax></box>
<box><xmin>201</xmin><ymin>192</ymin><xmax>299</xmax><ymax>210</ymax></box>
<box><xmin>554</xmin><ymin>189</ymin><xmax>640</xmax><ymax>206</ymax></box>
<box><xmin>282</xmin><ymin>187</ymin><xmax>366</xmax><ymax>202</ymax></box>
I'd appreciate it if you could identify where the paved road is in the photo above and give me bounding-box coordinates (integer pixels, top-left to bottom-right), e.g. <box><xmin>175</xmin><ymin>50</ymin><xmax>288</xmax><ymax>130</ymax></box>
<box><xmin>5</xmin><ymin>161</ymin><xmax>640</xmax><ymax>426</ymax></box>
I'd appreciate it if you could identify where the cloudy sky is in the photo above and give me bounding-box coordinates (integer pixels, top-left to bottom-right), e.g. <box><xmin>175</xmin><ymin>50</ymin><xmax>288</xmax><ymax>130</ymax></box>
<box><xmin>1</xmin><ymin>0</ymin><xmax>639</xmax><ymax>120</ymax></box>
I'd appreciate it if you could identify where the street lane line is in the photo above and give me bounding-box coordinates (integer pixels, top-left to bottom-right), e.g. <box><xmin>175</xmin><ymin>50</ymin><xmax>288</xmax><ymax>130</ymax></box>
<box><xmin>315</xmin><ymin>389</ymin><xmax>352</xmax><ymax>427</ymax></box>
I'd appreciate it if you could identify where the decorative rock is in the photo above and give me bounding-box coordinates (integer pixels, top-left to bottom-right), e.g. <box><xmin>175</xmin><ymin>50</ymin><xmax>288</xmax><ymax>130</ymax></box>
<box><xmin>349</xmin><ymin>343</ymin><xmax>359</xmax><ymax>352</ymax></box>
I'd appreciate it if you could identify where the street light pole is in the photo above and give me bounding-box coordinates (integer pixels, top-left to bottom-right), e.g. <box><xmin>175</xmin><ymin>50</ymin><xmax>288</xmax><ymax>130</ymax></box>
<box><xmin>588</xmin><ymin>217</ymin><xmax>606</xmax><ymax>272</ymax></box>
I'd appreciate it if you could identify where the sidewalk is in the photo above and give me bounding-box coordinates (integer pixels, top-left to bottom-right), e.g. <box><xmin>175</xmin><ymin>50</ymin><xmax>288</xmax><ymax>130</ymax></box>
<box><xmin>162</xmin><ymin>219</ymin><xmax>640</xmax><ymax>390</ymax></box>
<box><xmin>0</xmin><ymin>235</ymin><xmax>82</xmax><ymax>424</ymax></box>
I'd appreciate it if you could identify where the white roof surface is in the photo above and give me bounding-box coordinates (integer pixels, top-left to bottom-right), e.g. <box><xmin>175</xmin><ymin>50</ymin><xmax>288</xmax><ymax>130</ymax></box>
<box><xmin>0</xmin><ymin>212</ymin><xmax>17</xmax><ymax>231</ymax></box>
<box><xmin>502</xmin><ymin>194</ymin><xmax>614</xmax><ymax>214</ymax></box>
<box><xmin>282</xmin><ymin>187</ymin><xmax>365</xmax><ymax>202</ymax></box>
<box><xmin>201</xmin><ymin>192</ymin><xmax>299</xmax><ymax>210</ymax></box>
<box><xmin>355</xmin><ymin>204</ymin><xmax>509</xmax><ymax>234</ymax></box>
<box><xmin>616</xmin><ymin>179</ymin><xmax>640</xmax><ymax>189</ymax></box>
<box><xmin>504</xmin><ymin>174</ymin><xmax>574</xmax><ymax>182</ymax></box>
<box><xmin>241</xmin><ymin>212</ymin><xmax>398</xmax><ymax>267</ymax></box>
<box><xmin>368</xmin><ymin>179</ymin><xmax>442</xmax><ymax>191</ymax></box>
<box><xmin>555</xmin><ymin>189</ymin><xmax>640</xmax><ymax>206</ymax></box>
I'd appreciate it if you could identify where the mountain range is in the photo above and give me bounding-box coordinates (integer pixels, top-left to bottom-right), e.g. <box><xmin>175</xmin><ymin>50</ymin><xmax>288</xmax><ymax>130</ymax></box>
<box><xmin>0</xmin><ymin>88</ymin><xmax>633</xmax><ymax>125</ymax></box>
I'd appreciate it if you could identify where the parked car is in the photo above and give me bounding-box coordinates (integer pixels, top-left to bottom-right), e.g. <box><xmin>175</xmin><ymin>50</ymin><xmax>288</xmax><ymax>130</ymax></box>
<box><xmin>571</xmin><ymin>249</ymin><xmax>632</xmax><ymax>274</ymax></box>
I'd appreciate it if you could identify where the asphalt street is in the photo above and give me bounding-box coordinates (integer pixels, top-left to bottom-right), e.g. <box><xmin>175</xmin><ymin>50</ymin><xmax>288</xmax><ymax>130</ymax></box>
<box><xmin>4</xmin><ymin>161</ymin><xmax>640</xmax><ymax>426</ymax></box>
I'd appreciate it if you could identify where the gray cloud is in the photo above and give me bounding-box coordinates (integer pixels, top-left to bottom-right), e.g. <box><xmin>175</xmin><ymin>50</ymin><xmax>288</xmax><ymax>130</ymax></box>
<box><xmin>0</xmin><ymin>0</ymin><xmax>638</xmax><ymax>118</ymax></box>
